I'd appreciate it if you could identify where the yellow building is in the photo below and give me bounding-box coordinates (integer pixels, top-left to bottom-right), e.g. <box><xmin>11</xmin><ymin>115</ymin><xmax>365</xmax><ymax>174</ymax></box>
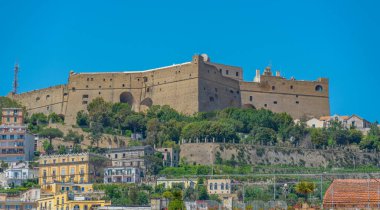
<box><xmin>38</xmin><ymin>153</ymin><xmax>110</xmax><ymax>189</ymax></box>
<box><xmin>37</xmin><ymin>192</ymin><xmax>111</xmax><ymax>210</ymax></box>
<box><xmin>45</xmin><ymin>183</ymin><xmax>94</xmax><ymax>194</ymax></box>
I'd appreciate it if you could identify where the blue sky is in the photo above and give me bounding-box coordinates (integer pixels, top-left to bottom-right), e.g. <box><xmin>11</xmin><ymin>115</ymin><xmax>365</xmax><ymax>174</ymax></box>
<box><xmin>0</xmin><ymin>0</ymin><xmax>379</xmax><ymax>121</ymax></box>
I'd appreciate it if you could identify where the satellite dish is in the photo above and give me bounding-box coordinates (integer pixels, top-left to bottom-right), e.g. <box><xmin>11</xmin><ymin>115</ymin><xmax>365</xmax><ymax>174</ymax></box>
<box><xmin>200</xmin><ymin>54</ymin><xmax>210</xmax><ymax>62</ymax></box>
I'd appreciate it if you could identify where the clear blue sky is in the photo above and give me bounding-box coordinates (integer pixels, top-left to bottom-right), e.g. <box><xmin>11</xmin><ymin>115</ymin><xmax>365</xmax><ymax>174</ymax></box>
<box><xmin>1</xmin><ymin>1</ymin><xmax>379</xmax><ymax>122</ymax></box>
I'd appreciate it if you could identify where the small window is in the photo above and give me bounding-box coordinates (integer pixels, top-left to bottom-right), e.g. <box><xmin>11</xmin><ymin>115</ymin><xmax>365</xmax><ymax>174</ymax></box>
<box><xmin>290</xmin><ymin>85</ymin><xmax>293</xmax><ymax>89</ymax></box>
<box><xmin>82</xmin><ymin>95</ymin><xmax>89</xmax><ymax>99</ymax></box>
<box><xmin>72</xmin><ymin>87</ymin><xmax>76</xmax><ymax>92</ymax></box>
<box><xmin>99</xmin><ymin>86</ymin><xmax>102</xmax><ymax>89</ymax></box>
<box><xmin>103</xmin><ymin>78</ymin><xmax>106</xmax><ymax>82</ymax></box>
<box><xmin>264</xmin><ymin>104</ymin><xmax>267</xmax><ymax>107</ymax></box>
<box><xmin>46</xmin><ymin>95</ymin><xmax>50</xmax><ymax>99</ymax></box>
<box><xmin>249</xmin><ymin>96</ymin><xmax>253</xmax><ymax>102</ymax></box>
<box><xmin>209</xmin><ymin>97</ymin><xmax>214</xmax><ymax>102</ymax></box>
<box><xmin>91</xmin><ymin>78</ymin><xmax>94</xmax><ymax>81</ymax></box>
<box><xmin>274</xmin><ymin>101</ymin><xmax>277</xmax><ymax>104</ymax></box>
<box><xmin>210</xmin><ymin>183</ymin><xmax>213</xmax><ymax>190</ymax></box>
<box><xmin>122</xmin><ymin>84</ymin><xmax>125</xmax><ymax>87</ymax></box>
<box><xmin>82</xmin><ymin>101</ymin><xmax>88</xmax><ymax>105</ymax></box>
<box><xmin>86</xmin><ymin>85</ymin><xmax>88</xmax><ymax>88</ymax></box>
<box><xmin>143</xmin><ymin>77</ymin><xmax>148</xmax><ymax>82</ymax></box>
<box><xmin>236</xmin><ymin>72</ymin><xmax>239</xmax><ymax>77</ymax></box>
<box><xmin>214</xmin><ymin>183</ymin><xmax>218</xmax><ymax>190</ymax></box>
<box><xmin>296</xmin><ymin>101</ymin><xmax>299</xmax><ymax>104</ymax></box>
<box><xmin>272</xmin><ymin>86</ymin><xmax>275</xmax><ymax>90</ymax></box>
<box><xmin>226</xmin><ymin>70</ymin><xmax>229</xmax><ymax>75</ymax></box>
<box><xmin>315</xmin><ymin>85</ymin><xmax>323</xmax><ymax>92</ymax></box>
<box><xmin>147</xmin><ymin>87</ymin><xmax>150</xmax><ymax>92</ymax></box>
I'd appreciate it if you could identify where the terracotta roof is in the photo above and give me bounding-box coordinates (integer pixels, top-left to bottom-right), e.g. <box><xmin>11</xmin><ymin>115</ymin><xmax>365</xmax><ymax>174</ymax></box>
<box><xmin>319</xmin><ymin>116</ymin><xmax>331</xmax><ymax>121</ymax></box>
<box><xmin>324</xmin><ymin>179</ymin><xmax>380</xmax><ymax>208</ymax></box>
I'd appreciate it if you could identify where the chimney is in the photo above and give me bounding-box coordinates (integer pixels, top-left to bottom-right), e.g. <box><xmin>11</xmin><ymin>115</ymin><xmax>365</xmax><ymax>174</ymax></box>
<box><xmin>276</xmin><ymin>71</ymin><xmax>281</xmax><ymax>77</ymax></box>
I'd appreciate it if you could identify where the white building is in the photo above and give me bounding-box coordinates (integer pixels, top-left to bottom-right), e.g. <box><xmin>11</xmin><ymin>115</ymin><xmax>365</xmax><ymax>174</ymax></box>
<box><xmin>306</xmin><ymin>117</ymin><xmax>324</xmax><ymax>128</ymax></box>
<box><xmin>104</xmin><ymin>166</ymin><xmax>141</xmax><ymax>184</ymax></box>
<box><xmin>3</xmin><ymin>162</ymin><xmax>38</xmax><ymax>187</ymax></box>
<box><xmin>305</xmin><ymin>114</ymin><xmax>372</xmax><ymax>133</ymax></box>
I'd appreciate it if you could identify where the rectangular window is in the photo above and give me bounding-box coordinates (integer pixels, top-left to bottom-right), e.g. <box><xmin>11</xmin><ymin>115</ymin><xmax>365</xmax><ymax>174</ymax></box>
<box><xmin>236</xmin><ymin>72</ymin><xmax>239</xmax><ymax>77</ymax></box>
<box><xmin>226</xmin><ymin>70</ymin><xmax>229</xmax><ymax>75</ymax></box>
<box><xmin>14</xmin><ymin>117</ymin><xmax>17</xmax><ymax>122</ymax></box>
<box><xmin>6</xmin><ymin>117</ymin><xmax>10</xmax><ymax>122</ymax></box>
<box><xmin>249</xmin><ymin>96</ymin><xmax>253</xmax><ymax>102</ymax></box>
<box><xmin>70</xmin><ymin>168</ymin><xmax>75</xmax><ymax>175</ymax></box>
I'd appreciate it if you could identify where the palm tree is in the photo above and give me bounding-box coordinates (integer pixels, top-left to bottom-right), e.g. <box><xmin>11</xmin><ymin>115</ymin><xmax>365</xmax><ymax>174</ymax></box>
<box><xmin>295</xmin><ymin>181</ymin><xmax>316</xmax><ymax>202</ymax></box>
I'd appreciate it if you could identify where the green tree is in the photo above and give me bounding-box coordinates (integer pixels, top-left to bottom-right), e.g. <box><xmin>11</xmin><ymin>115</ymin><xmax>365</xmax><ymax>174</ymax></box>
<box><xmin>360</xmin><ymin>124</ymin><xmax>380</xmax><ymax>150</ymax></box>
<box><xmin>76</xmin><ymin>110</ymin><xmax>89</xmax><ymax>127</ymax></box>
<box><xmin>57</xmin><ymin>145</ymin><xmax>67</xmax><ymax>154</ymax></box>
<box><xmin>42</xmin><ymin>140</ymin><xmax>54</xmax><ymax>154</ymax></box>
<box><xmin>168</xmin><ymin>189</ymin><xmax>185</xmax><ymax>210</ymax></box>
<box><xmin>196</xmin><ymin>178</ymin><xmax>209</xmax><ymax>200</ymax></box>
<box><xmin>64</xmin><ymin>130</ymin><xmax>84</xmax><ymax>143</ymax></box>
<box><xmin>39</xmin><ymin>128</ymin><xmax>63</xmax><ymax>145</ymax></box>
<box><xmin>71</xmin><ymin>144</ymin><xmax>82</xmax><ymax>153</ymax></box>
<box><xmin>250</xmin><ymin>126</ymin><xmax>277</xmax><ymax>145</ymax></box>
<box><xmin>145</xmin><ymin>152</ymin><xmax>164</xmax><ymax>175</ymax></box>
<box><xmin>48</xmin><ymin>112</ymin><xmax>64</xmax><ymax>124</ymax></box>
<box><xmin>310</xmin><ymin>128</ymin><xmax>328</xmax><ymax>148</ymax></box>
<box><xmin>295</xmin><ymin>181</ymin><xmax>316</xmax><ymax>201</ymax></box>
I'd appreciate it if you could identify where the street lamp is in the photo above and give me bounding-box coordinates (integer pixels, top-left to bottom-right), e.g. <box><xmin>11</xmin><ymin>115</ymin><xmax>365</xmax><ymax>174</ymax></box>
<box><xmin>282</xmin><ymin>183</ymin><xmax>289</xmax><ymax>201</ymax></box>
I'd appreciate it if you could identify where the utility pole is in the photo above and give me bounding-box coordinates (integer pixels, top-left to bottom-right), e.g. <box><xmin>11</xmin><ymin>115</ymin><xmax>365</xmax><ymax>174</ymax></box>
<box><xmin>273</xmin><ymin>175</ymin><xmax>276</xmax><ymax>201</ymax></box>
<box><xmin>12</xmin><ymin>63</ymin><xmax>19</xmax><ymax>94</ymax></box>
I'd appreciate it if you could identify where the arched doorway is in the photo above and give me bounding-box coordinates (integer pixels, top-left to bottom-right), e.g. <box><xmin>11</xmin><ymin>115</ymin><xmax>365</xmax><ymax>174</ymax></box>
<box><xmin>120</xmin><ymin>92</ymin><xmax>134</xmax><ymax>105</ymax></box>
<box><xmin>242</xmin><ymin>104</ymin><xmax>256</xmax><ymax>109</ymax></box>
<box><xmin>140</xmin><ymin>97</ymin><xmax>153</xmax><ymax>112</ymax></box>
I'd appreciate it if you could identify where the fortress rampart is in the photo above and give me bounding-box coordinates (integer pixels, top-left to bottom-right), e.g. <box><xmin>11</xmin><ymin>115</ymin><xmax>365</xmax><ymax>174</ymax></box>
<box><xmin>9</xmin><ymin>54</ymin><xmax>330</xmax><ymax>125</ymax></box>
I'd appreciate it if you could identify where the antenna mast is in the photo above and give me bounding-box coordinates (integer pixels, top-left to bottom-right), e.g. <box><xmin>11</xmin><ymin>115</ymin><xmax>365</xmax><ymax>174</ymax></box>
<box><xmin>12</xmin><ymin>63</ymin><xmax>19</xmax><ymax>94</ymax></box>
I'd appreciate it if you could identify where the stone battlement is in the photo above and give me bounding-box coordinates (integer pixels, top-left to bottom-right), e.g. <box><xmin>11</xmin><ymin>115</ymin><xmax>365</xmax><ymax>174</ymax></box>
<box><xmin>9</xmin><ymin>54</ymin><xmax>330</xmax><ymax>124</ymax></box>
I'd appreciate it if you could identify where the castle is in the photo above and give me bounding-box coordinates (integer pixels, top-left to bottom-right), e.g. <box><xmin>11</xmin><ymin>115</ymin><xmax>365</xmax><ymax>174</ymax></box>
<box><xmin>9</xmin><ymin>54</ymin><xmax>330</xmax><ymax>125</ymax></box>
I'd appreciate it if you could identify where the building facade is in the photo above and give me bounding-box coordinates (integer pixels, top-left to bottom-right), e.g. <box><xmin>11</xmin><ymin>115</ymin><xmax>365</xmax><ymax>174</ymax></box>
<box><xmin>105</xmin><ymin>146</ymin><xmax>154</xmax><ymax>174</ymax></box>
<box><xmin>103</xmin><ymin>166</ymin><xmax>141</xmax><ymax>184</ymax></box>
<box><xmin>207</xmin><ymin>179</ymin><xmax>232</xmax><ymax>195</ymax></box>
<box><xmin>155</xmin><ymin>147</ymin><xmax>179</xmax><ymax>167</ymax></box>
<box><xmin>10</xmin><ymin>54</ymin><xmax>330</xmax><ymax>125</ymax></box>
<box><xmin>0</xmin><ymin>108</ymin><xmax>35</xmax><ymax>162</ymax></box>
<box><xmin>38</xmin><ymin>153</ymin><xmax>110</xmax><ymax>189</ymax></box>
<box><xmin>156</xmin><ymin>178</ymin><xmax>197</xmax><ymax>189</ymax></box>
<box><xmin>4</xmin><ymin>162</ymin><xmax>38</xmax><ymax>187</ymax></box>
<box><xmin>36</xmin><ymin>192</ymin><xmax>110</xmax><ymax>210</ymax></box>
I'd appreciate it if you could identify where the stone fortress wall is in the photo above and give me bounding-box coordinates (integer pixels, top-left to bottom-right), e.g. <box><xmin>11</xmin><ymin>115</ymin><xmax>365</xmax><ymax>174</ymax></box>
<box><xmin>9</xmin><ymin>54</ymin><xmax>330</xmax><ymax>125</ymax></box>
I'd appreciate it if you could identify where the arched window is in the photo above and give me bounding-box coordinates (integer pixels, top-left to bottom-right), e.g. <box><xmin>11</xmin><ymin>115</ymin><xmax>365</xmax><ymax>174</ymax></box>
<box><xmin>214</xmin><ymin>183</ymin><xmax>218</xmax><ymax>190</ymax></box>
<box><xmin>226</xmin><ymin>183</ymin><xmax>229</xmax><ymax>190</ymax></box>
<box><xmin>221</xmin><ymin>183</ymin><xmax>224</xmax><ymax>190</ymax></box>
<box><xmin>209</xmin><ymin>183</ymin><xmax>213</xmax><ymax>190</ymax></box>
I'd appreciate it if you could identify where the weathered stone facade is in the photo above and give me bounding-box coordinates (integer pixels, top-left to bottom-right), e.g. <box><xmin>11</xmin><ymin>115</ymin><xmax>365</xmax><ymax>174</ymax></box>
<box><xmin>9</xmin><ymin>54</ymin><xmax>330</xmax><ymax>125</ymax></box>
